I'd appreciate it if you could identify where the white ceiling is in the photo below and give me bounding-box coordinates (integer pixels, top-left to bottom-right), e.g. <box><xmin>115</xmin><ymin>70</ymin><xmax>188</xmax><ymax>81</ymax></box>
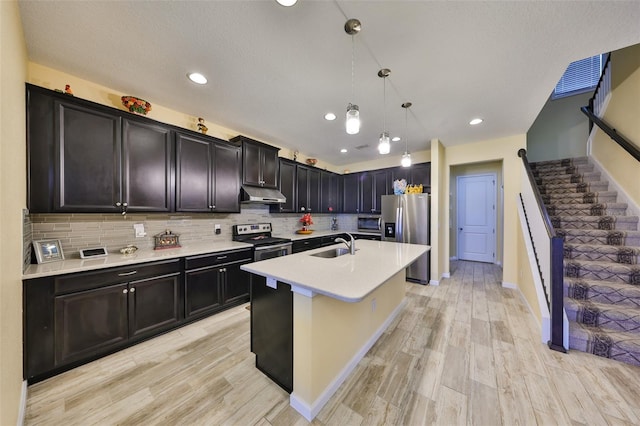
<box><xmin>18</xmin><ymin>1</ymin><xmax>640</xmax><ymax>166</ymax></box>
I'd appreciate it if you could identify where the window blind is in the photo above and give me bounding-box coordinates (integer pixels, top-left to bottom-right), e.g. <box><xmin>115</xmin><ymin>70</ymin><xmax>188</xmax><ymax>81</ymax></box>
<box><xmin>553</xmin><ymin>54</ymin><xmax>603</xmax><ymax>98</ymax></box>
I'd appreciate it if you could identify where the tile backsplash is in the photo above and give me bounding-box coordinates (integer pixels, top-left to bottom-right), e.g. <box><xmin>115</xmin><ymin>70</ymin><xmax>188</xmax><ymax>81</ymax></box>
<box><xmin>27</xmin><ymin>204</ymin><xmax>358</xmax><ymax>264</ymax></box>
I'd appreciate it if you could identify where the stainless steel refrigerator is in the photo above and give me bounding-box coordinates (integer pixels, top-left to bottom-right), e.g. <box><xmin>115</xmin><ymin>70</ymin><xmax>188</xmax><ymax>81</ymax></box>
<box><xmin>381</xmin><ymin>194</ymin><xmax>430</xmax><ymax>284</ymax></box>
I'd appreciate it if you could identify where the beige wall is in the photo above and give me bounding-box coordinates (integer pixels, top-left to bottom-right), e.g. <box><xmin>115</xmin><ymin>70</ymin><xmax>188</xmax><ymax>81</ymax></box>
<box><xmin>343</xmin><ymin>149</ymin><xmax>431</xmax><ymax>174</ymax></box>
<box><xmin>1</xmin><ymin>1</ymin><xmax>28</xmax><ymax>424</ymax></box>
<box><xmin>449</xmin><ymin>161</ymin><xmax>503</xmax><ymax>264</ymax></box>
<box><xmin>27</xmin><ymin>63</ymin><xmax>343</xmax><ymax>174</ymax></box>
<box><xmin>526</xmin><ymin>92</ymin><xmax>591</xmax><ymax>162</ymax></box>
<box><xmin>592</xmin><ymin>44</ymin><xmax>640</xmax><ymax>207</ymax></box>
<box><xmin>430</xmin><ymin>139</ymin><xmax>445</xmax><ymax>282</ymax></box>
<box><xmin>443</xmin><ymin>135</ymin><xmax>526</xmax><ymax>286</ymax></box>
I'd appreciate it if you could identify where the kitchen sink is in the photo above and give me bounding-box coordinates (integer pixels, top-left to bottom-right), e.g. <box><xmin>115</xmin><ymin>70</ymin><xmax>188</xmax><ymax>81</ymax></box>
<box><xmin>310</xmin><ymin>247</ymin><xmax>353</xmax><ymax>258</ymax></box>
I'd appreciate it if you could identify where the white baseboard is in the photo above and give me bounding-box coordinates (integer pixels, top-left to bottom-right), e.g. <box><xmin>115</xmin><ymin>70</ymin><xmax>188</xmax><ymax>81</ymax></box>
<box><xmin>449</xmin><ymin>256</ymin><xmax>458</xmax><ymax>260</ymax></box>
<box><xmin>429</xmin><ymin>279</ymin><xmax>440</xmax><ymax>286</ymax></box>
<box><xmin>290</xmin><ymin>299</ymin><xmax>407</xmax><ymax>421</ymax></box>
<box><xmin>442</xmin><ymin>272</ymin><xmax>450</xmax><ymax>279</ymax></box>
<box><xmin>501</xmin><ymin>281</ymin><xmax>517</xmax><ymax>289</ymax></box>
<box><xmin>17</xmin><ymin>380</ymin><xmax>27</xmax><ymax>426</ymax></box>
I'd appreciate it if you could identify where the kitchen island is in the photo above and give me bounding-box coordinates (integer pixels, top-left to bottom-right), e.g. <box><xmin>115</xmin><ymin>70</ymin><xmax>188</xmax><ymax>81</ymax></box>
<box><xmin>241</xmin><ymin>239</ymin><xmax>429</xmax><ymax>421</ymax></box>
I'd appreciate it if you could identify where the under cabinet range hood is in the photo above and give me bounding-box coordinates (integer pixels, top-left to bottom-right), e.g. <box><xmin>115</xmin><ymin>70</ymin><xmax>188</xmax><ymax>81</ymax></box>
<box><xmin>241</xmin><ymin>185</ymin><xmax>286</xmax><ymax>204</ymax></box>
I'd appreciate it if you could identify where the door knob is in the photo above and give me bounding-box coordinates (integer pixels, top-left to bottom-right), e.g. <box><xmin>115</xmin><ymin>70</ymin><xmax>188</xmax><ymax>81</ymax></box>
<box><xmin>459</xmin><ymin>228</ymin><xmax>463</xmax><ymax>231</ymax></box>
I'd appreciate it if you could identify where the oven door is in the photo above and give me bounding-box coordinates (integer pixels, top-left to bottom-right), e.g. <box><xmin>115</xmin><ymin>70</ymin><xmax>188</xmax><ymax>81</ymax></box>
<box><xmin>253</xmin><ymin>242</ymin><xmax>292</xmax><ymax>262</ymax></box>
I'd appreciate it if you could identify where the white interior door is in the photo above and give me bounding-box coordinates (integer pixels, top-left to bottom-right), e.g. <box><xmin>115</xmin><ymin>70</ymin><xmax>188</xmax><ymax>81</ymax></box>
<box><xmin>457</xmin><ymin>174</ymin><xmax>496</xmax><ymax>263</ymax></box>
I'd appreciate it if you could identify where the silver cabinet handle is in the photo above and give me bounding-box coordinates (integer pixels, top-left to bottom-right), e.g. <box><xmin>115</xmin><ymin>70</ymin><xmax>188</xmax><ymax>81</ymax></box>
<box><xmin>116</xmin><ymin>202</ymin><xmax>122</xmax><ymax>207</ymax></box>
<box><xmin>212</xmin><ymin>205</ymin><xmax>215</xmax><ymax>209</ymax></box>
<box><xmin>122</xmin><ymin>289</ymin><xmax>128</xmax><ymax>294</ymax></box>
<box><xmin>209</xmin><ymin>205</ymin><xmax>213</xmax><ymax>209</ymax></box>
<box><xmin>216</xmin><ymin>255</ymin><xmax>228</xmax><ymax>260</ymax></box>
<box><xmin>118</xmin><ymin>270</ymin><xmax>137</xmax><ymax>277</ymax></box>
<box><xmin>123</xmin><ymin>202</ymin><xmax>128</xmax><ymax>207</ymax></box>
<box><xmin>129</xmin><ymin>287</ymin><xmax>135</xmax><ymax>293</ymax></box>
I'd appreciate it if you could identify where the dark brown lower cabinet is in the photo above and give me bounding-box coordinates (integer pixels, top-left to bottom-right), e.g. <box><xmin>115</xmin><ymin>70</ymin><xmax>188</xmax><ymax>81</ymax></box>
<box><xmin>54</xmin><ymin>283</ymin><xmax>128</xmax><ymax>366</ymax></box>
<box><xmin>184</xmin><ymin>248</ymin><xmax>252</xmax><ymax>320</ymax></box>
<box><xmin>24</xmin><ymin>252</ymin><xmax>251</xmax><ymax>384</ymax></box>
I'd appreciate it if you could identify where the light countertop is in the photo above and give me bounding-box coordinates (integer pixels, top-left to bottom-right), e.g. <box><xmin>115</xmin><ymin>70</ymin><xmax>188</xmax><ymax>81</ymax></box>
<box><xmin>276</xmin><ymin>230</ymin><xmax>380</xmax><ymax>241</ymax></box>
<box><xmin>241</xmin><ymin>239</ymin><xmax>429</xmax><ymax>303</ymax></box>
<box><xmin>23</xmin><ymin>240</ymin><xmax>252</xmax><ymax>279</ymax></box>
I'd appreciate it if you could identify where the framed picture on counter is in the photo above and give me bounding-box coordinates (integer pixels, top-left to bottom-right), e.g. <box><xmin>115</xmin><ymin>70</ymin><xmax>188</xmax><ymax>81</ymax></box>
<box><xmin>33</xmin><ymin>239</ymin><xmax>65</xmax><ymax>264</ymax></box>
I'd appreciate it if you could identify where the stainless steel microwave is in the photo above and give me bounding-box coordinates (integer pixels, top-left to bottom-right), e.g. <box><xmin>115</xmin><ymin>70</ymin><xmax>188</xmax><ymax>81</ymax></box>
<box><xmin>357</xmin><ymin>216</ymin><xmax>381</xmax><ymax>231</ymax></box>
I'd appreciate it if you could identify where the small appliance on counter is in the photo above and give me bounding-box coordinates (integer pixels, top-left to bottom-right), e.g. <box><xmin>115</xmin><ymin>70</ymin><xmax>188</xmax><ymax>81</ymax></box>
<box><xmin>232</xmin><ymin>223</ymin><xmax>292</xmax><ymax>261</ymax></box>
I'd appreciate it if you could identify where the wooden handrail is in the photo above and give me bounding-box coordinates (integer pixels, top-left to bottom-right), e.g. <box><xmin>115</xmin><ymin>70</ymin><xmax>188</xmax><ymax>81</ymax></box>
<box><xmin>518</xmin><ymin>148</ymin><xmax>566</xmax><ymax>353</ymax></box>
<box><xmin>581</xmin><ymin>106</ymin><xmax>640</xmax><ymax>162</ymax></box>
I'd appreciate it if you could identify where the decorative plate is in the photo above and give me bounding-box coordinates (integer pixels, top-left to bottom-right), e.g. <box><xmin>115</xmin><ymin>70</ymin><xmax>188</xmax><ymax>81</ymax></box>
<box><xmin>121</xmin><ymin>96</ymin><xmax>152</xmax><ymax>115</ymax></box>
<box><xmin>296</xmin><ymin>230</ymin><xmax>313</xmax><ymax>234</ymax></box>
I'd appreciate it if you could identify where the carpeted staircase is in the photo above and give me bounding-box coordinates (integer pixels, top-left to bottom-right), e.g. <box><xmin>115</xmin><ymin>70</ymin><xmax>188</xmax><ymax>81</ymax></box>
<box><xmin>530</xmin><ymin>157</ymin><xmax>640</xmax><ymax>366</ymax></box>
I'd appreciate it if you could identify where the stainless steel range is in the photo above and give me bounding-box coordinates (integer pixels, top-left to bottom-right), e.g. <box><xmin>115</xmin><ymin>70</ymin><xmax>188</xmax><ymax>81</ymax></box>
<box><xmin>232</xmin><ymin>223</ymin><xmax>292</xmax><ymax>261</ymax></box>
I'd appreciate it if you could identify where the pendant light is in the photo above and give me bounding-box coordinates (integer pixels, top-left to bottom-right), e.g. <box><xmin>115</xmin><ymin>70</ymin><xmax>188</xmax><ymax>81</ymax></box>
<box><xmin>377</xmin><ymin>68</ymin><xmax>391</xmax><ymax>154</ymax></box>
<box><xmin>345</xmin><ymin>19</ymin><xmax>361</xmax><ymax>135</ymax></box>
<box><xmin>401</xmin><ymin>102</ymin><xmax>412</xmax><ymax>167</ymax></box>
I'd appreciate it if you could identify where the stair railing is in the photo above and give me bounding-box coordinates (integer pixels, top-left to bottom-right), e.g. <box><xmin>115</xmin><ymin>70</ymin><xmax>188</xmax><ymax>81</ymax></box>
<box><xmin>518</xmin><ymin>149</ymin><xmax>567</xmax><ymax>352</ymax></box>
<box><xmin>583</xmin><ymin>52</ymin><xmax>640</xmax><ymax>162</ymax></box>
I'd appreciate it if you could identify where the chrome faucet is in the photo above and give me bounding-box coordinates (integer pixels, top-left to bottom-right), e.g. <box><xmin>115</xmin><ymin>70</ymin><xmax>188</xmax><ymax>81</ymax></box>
<box><xmin>335</xmin><ymin>233</ymin><xmax>356</xmax><ymax>255</ymax></box>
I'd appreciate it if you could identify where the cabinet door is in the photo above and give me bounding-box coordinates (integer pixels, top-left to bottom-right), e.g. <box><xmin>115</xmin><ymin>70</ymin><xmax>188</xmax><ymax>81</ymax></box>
<box><xmin>185</xmin><ymin>267</ymin><xmax>223</xmax><ymax>319</ymax></box>
<box><xmin>176</xmin><ymin>133</ymin><xmax>213</xmax><ymax>212</ymax></box>
<box><xmin>372</xmin><ymin>170</ymin><xmax>389</xmax><ymax>213</ymax></box>
<box><xmin>360</xmin><ymin>172</ymin><xmax>374</xmax><ymax>213</ymax></box>
<box><xmin>54</xmin><ymin>283</ymin><xmax>128</xmax><ymax>366</ymax></box>
<box><xmin>54</xmin><ymin>101</ymin><xmax>122</xmax><ymax>212</ymax></box>
<box><xmin>261</xmin><ymin>147</ymin><xmax>279</xmax><ymax>189</ymax></box>
<box><xmin>128</xmin><ymin>272</ymin><xmax>181</xmax><ymax>339</ymax></box>
<box><xmin>213</xmin><ymin>142</ymin><xmax>241</xmax><ymax>212</ymax></box>
<box><xmin>296</xmin><ymin>165</ymin><xmax>309</xmax><ymax>212</ymax></box>
<box><xmin>342</xmin><ymin>173</ymin><xmax>360</xmax><ymax>213</ymax></box>
<box><xmin>320</xmin><ymin>171</ymin><xmax>339</xmax><ymax>213</ymax></box>
<box><xmin>123</xmin><ymin>119</ymin><xmax>173</xmax><ymax>212</ymax></box>
<box><xmin>411</xmin><ymin>162</ymin><xmax>431</xmax><ymax>191</ymax></box>
<box><xmin>243</xmin><ymin>142</ymin><xmax>262</xmax><ymax>186</ymax></box>
<box><xmin>223</xmin><ymin>262</ymin><xmax>251</xmax><ymax>305</ymax></box>
<box><xmin>308</xmin><ymin>168</ymin><xmax>321</xmax><ymax>213</ymax></box>
<box><xmin>273</xmin><ymin>159</ymin><xmax>296</xmax><ymax>213</ymax></box>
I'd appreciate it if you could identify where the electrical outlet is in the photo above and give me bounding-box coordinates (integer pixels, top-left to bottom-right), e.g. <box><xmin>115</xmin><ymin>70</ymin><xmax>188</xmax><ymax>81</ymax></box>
<box><xmin>215</xmin><ymin>224</ymin><xmax>221</xmax><ymax>235</ymax></box>
<box><xmin>134</xmin><ymin>223</ymin><xmax>146</xmax><ymax>238</ymax></box>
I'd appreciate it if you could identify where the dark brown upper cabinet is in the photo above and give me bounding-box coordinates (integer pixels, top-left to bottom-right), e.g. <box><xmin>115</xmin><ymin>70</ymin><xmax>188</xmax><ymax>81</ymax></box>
<box><xmin>342</xmin><ymin>173</ymin><xmax>361</xmax><ymax>213</ymax></box>
<box><xmin>271</xmin><ymin>158</ymin><xmax>297</xmax><ymax>213</ymax></box>
<box><xmin>360</xmin><ymin>169</ymin><xmax>390</xmax><ymax>214</ymax></box>
<box><xmin>175</xmin><ymin>132</ymin><xmax>241</xmax><ymax>213</ymax></box>
<box><xmin>232</xmin><ymin>135</ymin><xmax>279</xmax><ymax>189</ymax></box>
<box><xmin>296</xmin><ymin>164</ymin><xmax>321</xmax><ymax>213</ymax></box>
<box><xmin>27</xmin><ymin>84</ymin><xmax>174</xmax><ymax>214</ymax></box>
<box><xmin>320</xmin><ymin>170</ymin><xmax>340</xmax><ymax>213</ymax></box>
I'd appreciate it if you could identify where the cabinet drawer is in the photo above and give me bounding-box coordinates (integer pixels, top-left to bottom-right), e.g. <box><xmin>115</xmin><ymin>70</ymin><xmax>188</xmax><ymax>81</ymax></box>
<box><xmin>185</xmin><ymin>249</ymin><xmax>252</xmax><ymax>270</ymax></box>
<box><xmin>292</xmin><ymin>238</ymin><xmax>322</xmax><ymax>253</ymax></box>
<box><xmin>54</xmin><ymin>259</ymin><xmax>181</xmax><ymax>295</ymax></box>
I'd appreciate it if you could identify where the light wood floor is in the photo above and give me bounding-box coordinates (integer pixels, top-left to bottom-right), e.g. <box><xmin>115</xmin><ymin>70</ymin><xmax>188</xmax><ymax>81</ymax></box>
<box><xmin>25</xmin><ymin>260</ymin><xmax>640</xmax><ymax>425</ymax></box>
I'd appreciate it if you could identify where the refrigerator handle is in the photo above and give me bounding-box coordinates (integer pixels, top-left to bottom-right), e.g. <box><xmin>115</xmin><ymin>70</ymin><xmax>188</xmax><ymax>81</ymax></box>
<box><xmin>396</xmin><ymin>207</ymin><xmax>403</xmax><ymax>242</ymax></box>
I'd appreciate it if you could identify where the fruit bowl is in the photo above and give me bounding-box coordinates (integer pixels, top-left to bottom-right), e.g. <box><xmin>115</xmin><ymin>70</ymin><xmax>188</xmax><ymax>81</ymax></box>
<box><xmin>121</xmin><ymin>96</ymin><xmax>152</xmax><ymax>115</ymax></box>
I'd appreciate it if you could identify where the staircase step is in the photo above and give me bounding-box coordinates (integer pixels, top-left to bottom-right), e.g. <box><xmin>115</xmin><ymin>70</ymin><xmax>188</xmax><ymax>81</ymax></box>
<box><xmin>541</xmin><ymin>191</ymin><xmax>619</xmax><ymax>205</ymax></box>
<box><xmin>557</xmin><ymin>229</ymin><xmax>640</xmax><ymax>247</ymax></box>
<box><xmin>565</xmin><ymin>277</ymin><xmax>640</xmax><ymax>309</ymax></box>
<box><xmin>535</xmin><ymin>171</ymin><xmax>601</xmax><ymax>186</ymax></box>
<box><xmin>539</xmin><ymin>181</ymin><xmax>609</xmax><ymax>194</ymax></box>
<box><xmin>553</xmin><ymin>215</ymin><xmax>639</xmax><ymax>231</ymax></box>
<box><xmin>564</xmin><ymin>259</ymin><xmax>640</xmax><ymax>285</ymax></box>
<box><xmin>569</xmin><ymin>322</ymin><xmax>640</xmax><ymax>367</ymax></box>
<box><xmin>531</xmin><ymin>163</ymin><xmax>594</xmax><ymax>177</ymax></box>
<box><xmin>547</xmin><ymin>203</ymin><xmax>628</xmax><ymax>217</ymax></box>
<box><xmin>565</xmin><ymin>298</ymin><xmax>640</xmax><ymax>334</ymax></box>
<box><xmin>564</xmin><ymin>243</ymin><xmax>640</xmax><ymax>264</ymax></box>
<box><xmin>531</xmin><ymin>156</ymin><xmax>589</xmax><ymax>169</ymax></box>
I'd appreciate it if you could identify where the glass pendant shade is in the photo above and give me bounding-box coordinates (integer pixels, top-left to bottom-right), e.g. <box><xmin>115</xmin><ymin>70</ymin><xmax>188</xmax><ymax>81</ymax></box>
<box><xmin>346</xmin><ymin>104</ymin><xmax>360</xmax><ymax>135</ymax></box>
<box><xmin>401</xmin><ymin>152</ymin><xmax>412</xmax><ymax>167</ymax></box>
<box><xmin>378</xmin><ymin>131</ymin><xmax>390</xmax><ymax>154</ymax></box>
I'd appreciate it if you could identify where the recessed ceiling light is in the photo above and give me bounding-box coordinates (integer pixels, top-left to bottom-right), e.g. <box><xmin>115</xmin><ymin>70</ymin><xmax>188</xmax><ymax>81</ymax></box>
<box><xmin>276</xmin><ymin>0</ymin><xmax>297</xmax><ymax>6</ymax></box>
<box><xmin>340</xmin><ymin>148</ymin><xmax>348</xmax><ymax>153</ymax></box>
<box><xmin>469</xmin><ymin>118</ymin><xmax>483</xmax><ymax>125</ymax></box>
<box><xmin>392</xmin><ymin>136</ymin><xmax>401</xmax><ymax>142</ymax></box>
<box><xmin>188</xmin><ymin>72</ymin><xmax>207</xmax><ymax>85</ymax></box>
<box><xmin>324</xmin><ymin>113</ymin><xmax>336</xmax><ymax>121</ymax></box>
